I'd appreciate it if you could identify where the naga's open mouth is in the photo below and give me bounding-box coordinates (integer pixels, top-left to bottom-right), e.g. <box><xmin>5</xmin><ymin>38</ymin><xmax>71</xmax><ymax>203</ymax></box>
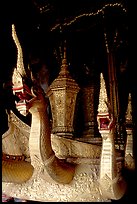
<box><xmin>12</xmin><ymin>84</ymin><xmax>34</xmax><ymax>116</ymax></box>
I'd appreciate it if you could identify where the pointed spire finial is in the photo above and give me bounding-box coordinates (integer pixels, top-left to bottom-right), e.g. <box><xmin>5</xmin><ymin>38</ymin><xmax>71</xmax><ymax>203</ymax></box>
<box><xmin>98</xmin><ymin>73</ymin><xmax>108</xmax><ymax>114</ymax></box>
<box><xmin>126</xmin><ymin>93</ymin><xmax>132</xmax><ymax>123</ymax></box>
<box><xmin>59</xmin><ymin>40</ymin><xmax>69</xmax><ymax>77</ymax></box>
<box><xmin>62</xmin><ymin>40</ymin><xmax>67</xmax><ymax>65</ymax></box>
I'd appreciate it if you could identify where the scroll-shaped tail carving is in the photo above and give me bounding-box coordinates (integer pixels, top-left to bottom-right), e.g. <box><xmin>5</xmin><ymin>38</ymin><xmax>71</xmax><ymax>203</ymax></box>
<box><xmin>2</xmin><ymin>115</ymin><xmax>34</xmax><ymax>184</ymax></box>
<box><xmin>2</xmin><ymin>154</ymin><xmax>34</xmax><ymax>184</ymax></box>
<box><xmin>28</xmin><ymin>83</ymin><xmax>75</xmax><ymax>184</ymax></box>
<box><xmin>97</xmin><ymin>73</ymin><xmax>126</xmax><ymax>200</ymax></box>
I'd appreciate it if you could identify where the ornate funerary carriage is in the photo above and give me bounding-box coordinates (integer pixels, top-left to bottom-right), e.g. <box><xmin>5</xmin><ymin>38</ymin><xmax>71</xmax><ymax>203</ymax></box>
<box><xmin>2</xmin><ymin>24</ymin><xmax>134</xmax><ymax>202</ymax></box>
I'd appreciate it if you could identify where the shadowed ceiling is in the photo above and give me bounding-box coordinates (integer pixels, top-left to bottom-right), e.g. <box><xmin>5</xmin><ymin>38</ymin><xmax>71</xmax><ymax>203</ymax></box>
<box><xmin>0</xmin><ymin>0</ymin><xmax>128</xmax><ymax>83</ymax></box>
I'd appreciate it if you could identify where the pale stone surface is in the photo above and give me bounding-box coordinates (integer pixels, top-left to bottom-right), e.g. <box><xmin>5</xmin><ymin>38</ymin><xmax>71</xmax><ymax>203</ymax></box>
<box><xmin>2</xmin><ymin>162</ymin><xmax>110</xmax><ymax>202</ymax></box>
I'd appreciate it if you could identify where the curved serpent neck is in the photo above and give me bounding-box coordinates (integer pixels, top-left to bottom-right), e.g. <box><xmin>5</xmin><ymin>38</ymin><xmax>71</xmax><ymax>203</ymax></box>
<box><xmin>100</xmin><ymin>131</ymin><xmax>117</xmax><ymax>180</ymax></box>
<box><xmin>29</xmin><ymin>99</ymin><xmax>53</xmax><ymax>160</ymax></box>
<box><xmin>99</xmin><ymin>129</ymin><xmax>126</xmax><ymax>200</ymax></box>
<box><xmin>29</xmin><ymin>98</ymin><xmax>75</xmax><ymax>184</ymax></box>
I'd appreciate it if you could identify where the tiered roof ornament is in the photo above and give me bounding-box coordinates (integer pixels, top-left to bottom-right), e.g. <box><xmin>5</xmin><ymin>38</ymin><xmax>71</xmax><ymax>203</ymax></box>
<box><xmin>47</xmin><ymin>43</ymin><xmax>80</xmax><ymax>137</ymax></box>
<box><xmin>97</xmin><ymin>73</ymin><xmax>108</xmax><ymax>114</ymax></box>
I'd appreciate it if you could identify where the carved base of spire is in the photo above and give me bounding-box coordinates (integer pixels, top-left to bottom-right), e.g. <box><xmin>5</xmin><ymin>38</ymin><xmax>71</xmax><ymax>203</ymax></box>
<box><xmin>125</xmin><ymin>130</ymin><xmax>135</xmax><ymax>170</ymax></box>
<box><xmin>54</xmin><ymin>132</ymin><xmax>73</xmax><ymax>139</ymax></box>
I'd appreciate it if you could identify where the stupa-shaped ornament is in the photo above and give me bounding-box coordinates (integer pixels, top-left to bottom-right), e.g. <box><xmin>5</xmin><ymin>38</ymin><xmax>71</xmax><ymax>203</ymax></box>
<box><xmin>125</xmin><ymin>92</ymin><xmax>135</xmax><ymax>170</ymax></box>
<box><xmin>97</xmin><ymin>73</ymin><xmax>110</xmax><ymax>132</ymax></box>
<box><xmin>12</xmin><ymin>24</ymin><xmax>32</xmax><ymax>116</ymax></box>
<box><xmin>47</xmin><ymin>46</ymin><xmax>80</xmax><ymax>138</ymax></box>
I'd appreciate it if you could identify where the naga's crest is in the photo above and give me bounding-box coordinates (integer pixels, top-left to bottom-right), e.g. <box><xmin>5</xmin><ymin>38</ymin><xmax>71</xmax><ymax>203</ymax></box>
<box><xmin>11</xmin><ymin>24</ymin><xmax>48</xmax><ymax>116</ymax></box>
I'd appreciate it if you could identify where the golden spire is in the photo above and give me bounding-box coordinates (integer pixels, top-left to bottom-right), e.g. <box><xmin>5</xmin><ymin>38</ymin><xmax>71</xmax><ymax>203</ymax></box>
<box><xmin>59</xmin><ymin>41</ymin><xmax>70</xmax><ymax>77</ymax></box>
<box><xmin>98</xmin><ymin>73</ymin><xmax>108</xmax><ymax>113</ymax></box>
<box><xmin>126</xmin><ymin>93</ymin><xmax>132</xmax><ymax>123</ymax></box>
<box><xmin>62</xmin><ymin>42</ymin><xmax>67</xmax><ymax>65</ymax></box>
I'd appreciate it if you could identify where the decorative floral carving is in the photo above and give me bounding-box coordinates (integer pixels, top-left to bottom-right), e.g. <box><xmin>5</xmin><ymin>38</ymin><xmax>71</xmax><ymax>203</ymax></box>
<box><xmin>2</xmin><ymin>163</ymin><xmax>110</xmax><ymax>202</ymax></box>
